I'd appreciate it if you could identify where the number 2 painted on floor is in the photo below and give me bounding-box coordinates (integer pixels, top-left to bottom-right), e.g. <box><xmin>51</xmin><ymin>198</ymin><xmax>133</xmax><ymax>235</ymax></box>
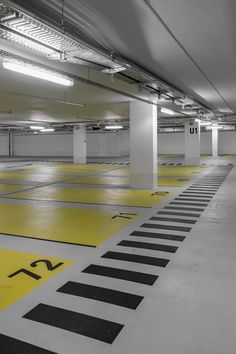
<box><xmin>8</xmin><ymin>259</ymin><xmax>64</xmax><ymax>280</ymax></box>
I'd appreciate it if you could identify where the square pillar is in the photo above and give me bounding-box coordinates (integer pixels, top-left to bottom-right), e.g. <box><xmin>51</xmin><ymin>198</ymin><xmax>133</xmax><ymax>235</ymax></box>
<box><xmin>212</xmin><ymin>127</ymin><xmax>219</xmax><ymax>158</ymax></box>
<box><xmin>130</xmin><ymin>101</ymin><xmax>157</xmax><ymax>189</ymax></box>
<box><xmin>185</xmin><ymin>121</ymin><xmax>200</xmax><ymax>165</ymax></box>
<box><xmin>73</xmin><ymin>125</ymin><xmax>87</xmax><ymax>164</ymax></box>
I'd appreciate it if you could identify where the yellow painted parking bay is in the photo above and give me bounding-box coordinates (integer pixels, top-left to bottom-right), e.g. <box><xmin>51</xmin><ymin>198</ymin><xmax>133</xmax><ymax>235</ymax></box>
<box><xmin>0</xmin><ymin>184</ymin><xmax>32</xmax><ymax>194</ymax></box>
<box><xmin>70</xmin><ymin>176</ymin><xmax>189</xmax><ymax>187</ymax></box>
<box><xmin>8</xmin><ymin>186</ymin><xmax>170</xmax><ymax>207</ymax></box>
<box><xmin>0</xmin><ymin>202</ymin><xmax>137</xmax><ymax>246</ymax></box>
<box><xmin>0</xmin><ymin>248</ymin><xmax>73</xmax><ymax>311</ymax></box>
<box><xmin>0</xmin><ymin>172</ymin><xmax>73</xmax><ymax>183</ymax></box>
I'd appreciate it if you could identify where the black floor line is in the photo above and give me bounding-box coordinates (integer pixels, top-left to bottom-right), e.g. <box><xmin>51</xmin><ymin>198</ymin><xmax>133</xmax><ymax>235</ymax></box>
<box><xmin>174</xmin><ymin>197</ymin><xmax>211</xmax><ymax>202</ymax></box>
<box><xmin>0</xmin><ymin>232</ymin><xmax>96</xmax><ymax>247</ymax></box>
<box><xmin>191</xmin><ymin>187</ymin><xmax>219</xmax><ymax>190</ymax></box>
<box><xmin>0</xmin><ymin>333</ymin><xmax>57</xmax><ymax>354</ymax></box>
<box><xmin>186</xmin><ymin>186</ymin><xmax>217</xmax><ymax>193</ymax></box>
<box><xmin>150</xmin><ymin>216</ymin><xmax>196</xmax><ymax>224</ymax></box>
<box><xmin>117</xmin><ymin>240</ymin><xmax>178</xmax><ymax>253</ymax></box>
<box><xmin>102</xmin><ymin>250</ymin><xmax>170</xmax><ymax>266</ymax></box>
<box><xmin>141</xmin><ymin>223</ymin><xmax>192</xmax><ymax>232</ymax></box>
<box><xmin>192</xmin><ymin>184</ymin><xmax>220</xmax><ymax>190</ymax></box>
<box><xmin>194</xmin><ymin>185</ymin><xmax>221</xmax><ymax>187</ymax></box>
<box><xmin>181</xmin><ymin>193</ymin><xmax>213</xmax><ymax>197</ymax></box>
<box><xmin>82</xmin><ymin>264</ymin><xmax>158</xmax><ymax>285</ymax></box>
<box><xmin>57</xmin><ymin>281</ymin><xmax>143</xmax><ymax>310</ymax></box>
<box><xmin>164</xmin><ymin>206</ymin><xmax>205</xmax><ymax>212</ymax></box>
<box><xmin>23</xmin><ymin>303</ymin><xmax>124</xmax><ymax>344</ymax></box>
<box><xmin>170</xmin><ymin>202</ymin><xmax>208</xmax><ymax>207</ymax></box>
<box><xmin>130</xmin><ymin>230</ymin><xmax>185</xmax><ymax>241</ymax></box>
<box><xmin>157</xmin><ymin>211</ymin><xmax>201</xmax><ymax>218</ymax></box>
<box><xmin>179</xmin><ymin>192</ymin><xmax>213</xmax><ymax>200</ymax></box>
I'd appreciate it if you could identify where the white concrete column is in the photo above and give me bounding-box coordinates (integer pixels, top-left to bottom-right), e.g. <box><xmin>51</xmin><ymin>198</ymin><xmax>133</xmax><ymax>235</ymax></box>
<box><xmin>130</xmin><ymin>101</ymin><xmax>157</xmax><ymax>189</ymax></box>
<box><xmin>73</xmin><ymin>125</ymin><xmax>87</xmax><ymax>164</ymax></box>
<box><xmin>212</xmin><ymin>127</ymin><xmax>219</xmax><ymax>157</ymax></box>
<box><xmin>184</xmin><ymin>121</ymin><xmax>200</xmax><ymax>165</ymax></box>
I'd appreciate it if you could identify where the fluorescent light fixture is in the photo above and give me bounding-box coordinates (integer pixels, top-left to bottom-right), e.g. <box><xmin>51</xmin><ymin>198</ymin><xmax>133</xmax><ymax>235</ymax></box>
<box><xmin>55</xmin><ymin>100</ymin><xmax>84</xmax><ymax>107</ymax></box>
<box><xmin>105</xmin><ymin>125</ymin><xmax>123</xmax><ymax>130</ymax></box>
<box><xmin>40</xmin><ymin>128</ymin><xmax>55</xmax><ymax>132</ymax></box>
<box><xmin>30</xmin><ymin>125</ymin><xmax>45</xmax><ymax>130</ymax></box>
<box><xmin>200</xmin><ymin>122</ymin><xmax>212</xmax><ymax>126</ymax></box>
<box><xmin>3</xmin><ymin>60</ymin><xmax>74</xmax><ymax>86</ymax></box>
<box><xmin>195</xmin><ymin>119</ymin><xmax>201</xmax><ymax>123</ymax></box>
<box><xmin>206</xmin><ymin>125</ymin><xmax>223</xmax><ymax>130</ymax></box>
<box><xmin>160</xmin><ymin>107</ymin><xmax>175</xmax><ymax>116</ymax></box>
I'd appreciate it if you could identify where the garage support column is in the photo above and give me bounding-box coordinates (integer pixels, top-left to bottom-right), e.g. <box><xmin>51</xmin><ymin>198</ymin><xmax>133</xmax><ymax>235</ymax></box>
<box><xmin>184</xmin><ymin>121</ymin><xmax>200</xmax><ymax>165</ymax></box>
<box><xmin>130</xmin><ymin>101</ymin><xmax>157</xmax><ymax>189</ymax></box>
<box><xmin>212</xmin><ymin>127</ymin><xmax>219</xmax><ymax>157</ymax></box>
<box><xmin>73</xmin><ymin>125</ymin><xmax>87</xmax><ymax>164</ymax></box>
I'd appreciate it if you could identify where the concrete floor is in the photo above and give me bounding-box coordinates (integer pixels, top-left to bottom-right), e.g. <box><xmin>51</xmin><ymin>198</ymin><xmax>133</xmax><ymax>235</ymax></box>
<box><xmin>0</xmin><ymin>156</ymin><xmax>235</xmax><ymax>353</ymax></box>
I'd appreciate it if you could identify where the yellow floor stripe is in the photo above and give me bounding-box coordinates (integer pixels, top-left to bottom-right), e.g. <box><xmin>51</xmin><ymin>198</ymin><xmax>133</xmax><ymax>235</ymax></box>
<box><xmin>56</xmin><ymin>163</ymin><xmax>114</xmax><ymax>169</ymax></box>
<box><xmin>70</xmin><ymin>176</ymin><xmax>130</xmax><ymax>186</ymax></box>
<box><xmin>0</xmin><ymin>172</ymin><xmax>73</xmax><ymax>183</ymax></box>
<box><xmin>69</xmin><ymin>176</ymin><xmax>188</xmax><ymax>187</ymax></box>
<box><xmin>0</xmin><ymin>202</ymin><xmax>138</xmax><ymax>246</ymax></box>
<box><xmin>8</xmin><ymin>186</ymin><xmax>170</xmax><ymax>207</ymax></box>
<box><xmin>0</xmin><ymin>184</ymin><xmax>32</xmax><ymax>193</ymax></box>
<box><xmin>0</xmin><ymin>248</ymin><xmax>73</xmax><ymax>310</ymax></box>
<box><xmin>222</xmin><ymin>154</ymin><xmax>236</xmax><ymax>158</ymax></box>
<box><xmin>19</xmin><ymin>168</ymin><xmax>99</xmax><ymax>176</ymax></box>
<box><xmin>158</xmin><ymin>177</ymin><xmax>189</xmax><ymax>187</ymax></box>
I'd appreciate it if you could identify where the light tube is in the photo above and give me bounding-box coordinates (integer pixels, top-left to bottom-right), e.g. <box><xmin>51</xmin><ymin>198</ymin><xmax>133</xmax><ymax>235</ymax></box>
<box><xmin>105</xmin><ymin>125</ymin><xmax>123</xmax><ymax>130</ymax></box>
<box><xmin>206</xmin><ymin>126</ymin><xmax>223</xmax><ymax>130</ymax></box>
<box><xmin>40</xmin><ymin>128</ymin><xmax>55</xmax><ymax>132</ymax></box>
<box><xmin>30</xmin><ymin>125</ymin><xmax>45</xmax><ymax>130</ymax></box>
<box><xmin>160</xmin><ymin>107</ymin><xmax>175</xmax><ymax>115</ymax></box>
<box><xmin>3</xmin><ymin>61</ymin><xmax>74</xmax><ymax>86</ymax></box>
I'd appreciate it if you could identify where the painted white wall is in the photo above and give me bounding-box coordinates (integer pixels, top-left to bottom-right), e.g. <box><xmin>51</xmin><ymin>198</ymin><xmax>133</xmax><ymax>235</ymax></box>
<box><xmin>13</xmin><ymin>133</ymin><xmax>73</xmax><ymax>156</ymax></box>
<box><xmin>0</xmin><ymin>134</ymin><xmax>9</xmax><ymax>156</ymax></box>
<box><xmin>157</xmin><ymin>132</ymin><xmax>212</xmax><ymax>154</ymax></box>
<box><xmin>8</xmin><ymin>130</ymin><xmax>236</xmax><ymax>157</ymax></box>
<box><xmin>158</xmin><ymin>133</ymin><xmax>184</xmax><ymax>154</ymax></box>
<box><xmin>200</xmin><ymin>132</ymin><xmax>211</xmax><ymax>154</ymax></box>
<box><xmin>12</xmin><ymin>130</ymin><xmax>130</xmax><ymax>157</ymax></box>
<box><xmin>219</xmin><ymin>131</ymin><xmax>236</xmax><ymax>154</ymax></box>
<box><xmin>87</xmin><ymin>130</ymin><xmax>129</xmax><ymax>157</ymax></box>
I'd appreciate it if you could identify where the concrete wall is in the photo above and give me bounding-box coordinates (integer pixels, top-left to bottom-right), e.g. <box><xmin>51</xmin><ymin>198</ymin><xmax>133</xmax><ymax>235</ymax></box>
<box><xmin>0</xmin><ymin>134</ymin><xmax>9</xmax><ymax>156</ymax></box>
<box><xmin>12</xmin><ymin>130</ymin><xmax>130</xmax><ymax>157</ymax></box>
<box><xmin>87</xmin><ymin>131</ymin><xmax>129</xmax><ymax>157</ymax></box>
<box><xmin>157</xmin><ymin>132</ymin><xmax>212</xmax><ymax>154</ymax></box>
<box><xmin>13</xmin><ymin>133</ymin><xmax>73</xmax><ymax>156</ymax></box>
<box><xmin>219</xmin><ymin>131</ymin><xmax>236</xmax><ymax>154</ymax></box>
<box><xmin>3</xmin><ymin>130</ymin><xmax>236</xmax><ymax>157</ymax></box>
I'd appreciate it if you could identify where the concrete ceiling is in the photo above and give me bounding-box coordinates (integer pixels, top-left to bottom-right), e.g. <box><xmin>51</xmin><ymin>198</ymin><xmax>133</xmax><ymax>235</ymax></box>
<box><xmin>0</xmin><ymin>0</ymin><xmax>236</xmax><ymax>130</ymax></box>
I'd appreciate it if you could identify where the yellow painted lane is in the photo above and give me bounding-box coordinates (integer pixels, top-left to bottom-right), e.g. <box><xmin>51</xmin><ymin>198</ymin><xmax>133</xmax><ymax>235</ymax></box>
<box><xmin>8</xmin><ymin>186</ymin><xmax>170</xmax><ymax>207</ymax></box>
<box><xmin>70</xmin><ymin>176</ymin><xmax>130</xmax><ymax>186</ymax></box>
<box><xmin>222</xmin><ymin>154</ymin><xmax>236</xmax><ymax>158</ymax></box>
<box><xmin>158</xmin><ymin>177</ymin><xmax>190</xmax><ymax>187</ymax></box>
<box><xmin>0</xmin><ymin>202</ymin><xmax>138</xmax><ymax>246</ymax></box>
<box><xmin>100</xmin><ymin>169</ymin><xmax>131</xmax><ymax>177</ymax></box>
<box><xmin>158</xmin><ymin>166</ymin><xmax>206</xmax><ymax>177</ymax></box>
<box><xmin>56</xmin><ymin>163</ymin><xmax>113</xmax><ymax>169</ymax></box>
<box><xmin>0</xmin><ymin>184</ymin><xmax>32</xmax><ymax>194</ymax></box>
<box><xmin>0</xmin><ymin>172</ymin><xmax>73</xmax><ymax>183</ymax></box>
<box><xmin>0</xmin><ymin>248</ymin><xmax>73</xmax><ymax>311</ymax></box>
<box><xmin>101</xmin><ymin>166</ymin><xmax>206</xmax><ymax>177</ymax></box>
<box><xmin>69</xmin><ymin>176</ymin><xmax>188</xmax><ymax>187</ymax></box>
<box><xmin>20</xmin><ymin>167</ymin><xmax>99</xmax><ymax>176</ymax></box>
